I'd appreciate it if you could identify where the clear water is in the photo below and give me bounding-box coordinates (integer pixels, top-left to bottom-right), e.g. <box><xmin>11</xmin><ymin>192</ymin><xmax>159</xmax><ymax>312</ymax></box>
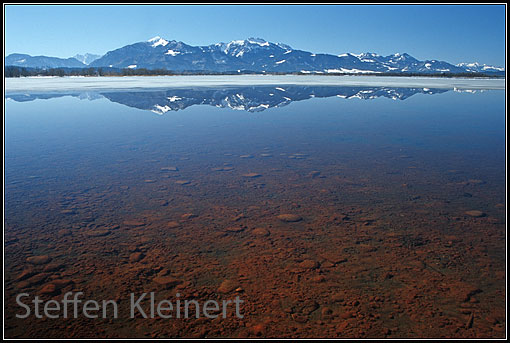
<box><xmin>4</xmin><ymin>86</ymin><xmax>506</xmax><ymax>338</ymax></box>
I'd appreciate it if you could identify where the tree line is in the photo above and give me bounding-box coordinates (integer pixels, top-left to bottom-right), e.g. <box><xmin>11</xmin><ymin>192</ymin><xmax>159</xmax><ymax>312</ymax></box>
<box><xmin>4</xmin><ymin>65</ymin><xmax>503</xmax><ymax>78</ymax></box>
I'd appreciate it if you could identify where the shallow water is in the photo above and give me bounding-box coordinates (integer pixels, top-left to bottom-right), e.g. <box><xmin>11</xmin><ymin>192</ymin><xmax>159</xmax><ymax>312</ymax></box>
<box><xmin>4</xmin><ymin>85</ymin><xmax>506</xmax><ymax>338</ymax></box>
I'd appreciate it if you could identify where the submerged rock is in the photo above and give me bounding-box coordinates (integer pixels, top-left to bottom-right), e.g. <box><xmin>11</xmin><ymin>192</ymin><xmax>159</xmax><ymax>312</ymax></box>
<box><xmin>242</xmin><ymin>173</ymin><xmax>261</xmax><ymax>178</ymax></box>
<box><xmin>298</xmin><ymin>259</ymin><xmax>320</xmax><ymax>270</ymax></box>
<box><xmin>153</xmin><ymin>276</ymin><xmax>181</xmax><ymax>289</ymax></box>
<box><xmin>212</xmin><ymin>166</ymin><xmax>235</xmax><ymax>172</ymax></box>
<box><xmin>167</xmin><ymin>221</ymin><xmax>181</xmax><ymax>228</ymax></box>
<box><xmin>252</xmin><ymin>228</ymin><xmax>270</xmax><ymax>236</ymax></box>
<box><xmin>277</xmin><ymin>214</ymin><xmax>303</xmax><ymax>222</ymax></box>
<box><xmin>17</xmin><ymin>273</ymin><xmax>51</xmax><ymax>289</ymax></box>
<box><xmin>308</xmin><ymin>171</ymin><xmax>321</xmax><ymax>178</ymax></box>
<box><xmin>123</xmin><ymin>220</ymin><xmax>145</xmax><ymax>227</ymax></box>
<box><xmin>39</xmin><ymin>279</ymin><xmax>73</xmax><ymax>295</ymax></box>
<box><xmin>161</xmin><ymin>166</ymin><xmax>178</xmax><ymax>171</ymax></box>
<box><xmin>39</xmin><ymin>283</ymin><xmax>57</xmax><ymax>295</ymax></box>
<box><xmin>225</xmin><ymin>226</ymin><xmax>244</xmax><ymax>233</ymax></box>
<box><xmin>43</xmin><ymin>263</ymin><xmax>65</xmax><ymax>272</ymax></box>
<box><xmin>319</xmin><ymin>252</ymin><xmax>348</xmax><ymax>265</ymax></box>
<box><xmin>26</xmin><ymin>255</ymin><xmax>51</xmax><ymax>265</ymax></box>
<box><xmin>15</xmin><ymin>269</ymin><xmax>37</xmax><ymax>281</ymax></box>
<box><xmin>217</xmin><ymin>279</ymin><xmax>239</xmax><ymax>293</ymax></box>
<box><xmin>129</xmin><ymin>252</ymin><xmax>145</xmax><ymax>263</ymax></box>
<box><xmin>465</xmin><ymin>210</ymin><xmax>486</xmax><ymax>217</ymax></box>
<box><xmin>232</xmin><ymin>213</ymin><xmax>246</xmax><ymax>221</ymax></box>
<box><xmin>84</xmin><ymin>229</ymin><xmax>110</xmax><ymax>237</ymax></box>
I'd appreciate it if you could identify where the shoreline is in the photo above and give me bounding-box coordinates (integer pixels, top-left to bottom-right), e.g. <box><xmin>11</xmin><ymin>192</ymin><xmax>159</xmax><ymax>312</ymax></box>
<box><xmin>5</xmin><ymin>75</ymin><xmax>506</xmax><ymax>92</ymax></box>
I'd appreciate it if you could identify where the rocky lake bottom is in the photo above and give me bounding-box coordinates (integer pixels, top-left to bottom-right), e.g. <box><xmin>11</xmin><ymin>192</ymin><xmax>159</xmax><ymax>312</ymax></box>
<box><xmin>4</xmin><ymin>83</ymin><xmax>506</xmax><ymax>338</ymax></box>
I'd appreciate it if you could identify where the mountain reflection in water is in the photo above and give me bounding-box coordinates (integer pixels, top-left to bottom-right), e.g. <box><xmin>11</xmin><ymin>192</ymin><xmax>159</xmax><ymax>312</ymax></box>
<box><xmin>4</xmin><ymin>85</ymin><xmax>476</xmax><ymax>114</ymax></box>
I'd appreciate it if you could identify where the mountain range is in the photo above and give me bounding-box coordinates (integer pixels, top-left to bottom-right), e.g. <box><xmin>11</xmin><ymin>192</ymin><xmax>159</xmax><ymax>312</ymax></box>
<box><xmin>5</xmin><ymin>36</ymin><xmax>505</xmax><ymax>75</ymax></box>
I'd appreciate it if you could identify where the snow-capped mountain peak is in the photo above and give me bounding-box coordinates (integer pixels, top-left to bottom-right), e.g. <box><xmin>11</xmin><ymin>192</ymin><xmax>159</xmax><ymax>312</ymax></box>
<box><xmin>219</xmin><ymin>38</ymin><xmax>281</xmax><ymax>57</ymax></box>
<box><xmin>73</xmin><ymin>53</ymin><xmax>101</xmax><ymax>65</ymax></box>
<box><xmin>457</xmin><ymin>62</ymin><xmax>505</xmax><ymax>72</ymax></box>
<box><xmin>388</xmin><ymin>52</ymin><xmax>414</xmax><ymax>61</ymax></box>
<box><xmin>276</xmin><ymin>42</ymin><xmax>292</xmax><ymax>50</ymax></box>
<box><xmin>148</xmin><ymin>36</ymin><xmax>169</xmax><ymax>47</ymax></box>
<box><xmin>458</xmin><ymin>62</ymin><xmax>481</xmax><ymax>68</ymax></box>
<box><xmin>358</xmin><ymin>52</ymin><xmax>380</xmax><ymax>58</ymax></box>
<box><xmin>246</xmin><ymin>37</ymin><xmax>270</xmax><ymax>46</ymax></box>
<box><xmin>148</xmin><ymin>36</ymin><xmax>162</xmax><ymax>42</ymax></box>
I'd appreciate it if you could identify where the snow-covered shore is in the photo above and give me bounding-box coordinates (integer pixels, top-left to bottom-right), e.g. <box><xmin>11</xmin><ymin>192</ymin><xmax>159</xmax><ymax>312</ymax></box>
<box><xmin>4</xmin><ymin>75</ymin><xmax>505</xmax><ymax>92</ymax></box>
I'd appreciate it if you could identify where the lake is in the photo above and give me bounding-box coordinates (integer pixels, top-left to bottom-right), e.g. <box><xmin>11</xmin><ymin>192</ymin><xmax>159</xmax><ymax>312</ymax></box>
<box><xmin>4</xmin><ymin>77</ymin><xmax>506</xmax><ymax>338</ymax></box>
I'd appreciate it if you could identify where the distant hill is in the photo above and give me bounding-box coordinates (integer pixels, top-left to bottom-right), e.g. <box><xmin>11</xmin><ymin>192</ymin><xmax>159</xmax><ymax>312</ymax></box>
<box><xmin>5</xmin><ymin>53</ymin><xmax>86</xmax><ymax>68</ymax></box>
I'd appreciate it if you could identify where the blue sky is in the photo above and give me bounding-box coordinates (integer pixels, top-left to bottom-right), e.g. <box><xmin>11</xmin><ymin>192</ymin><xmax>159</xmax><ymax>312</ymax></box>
<box><xmin>4</xmin><ymin>4</ymin><xmax>506</xmax><ymax>66</ymax></box>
